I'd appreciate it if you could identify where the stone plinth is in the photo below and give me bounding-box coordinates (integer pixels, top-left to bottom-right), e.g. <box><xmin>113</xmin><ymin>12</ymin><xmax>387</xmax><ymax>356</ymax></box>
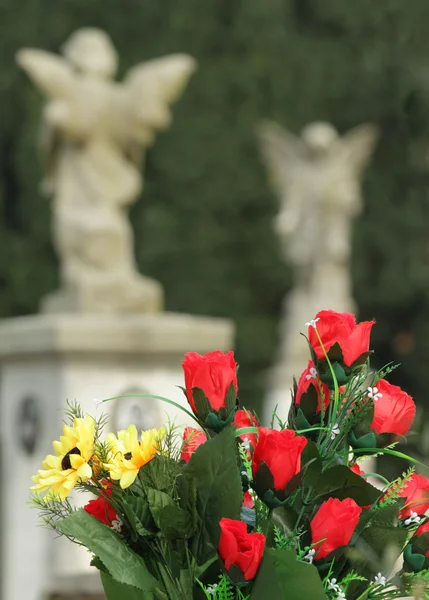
<box><xmin>47</xmin><ymin>574</ymin><xmax>104</xmax><ymax>599</ymax></box>
<box><xmin>0</xmin><ymin>312</ymin><xmax>234</xmax><ymax>600</ymax></box>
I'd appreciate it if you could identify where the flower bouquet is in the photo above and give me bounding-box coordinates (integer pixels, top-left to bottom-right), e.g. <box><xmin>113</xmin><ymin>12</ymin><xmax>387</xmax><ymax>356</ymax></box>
<box><xmin>31</xmin><ymin>310</ymin><xmax>429</xmax><ymax>599</ymax></box>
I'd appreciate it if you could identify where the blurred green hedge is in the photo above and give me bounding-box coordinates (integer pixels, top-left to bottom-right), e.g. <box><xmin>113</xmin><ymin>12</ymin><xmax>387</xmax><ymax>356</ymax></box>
<box><xmin>2</xmin><ymin>0</ymin><xmax>429</xmax><ymax>421</ymax></box>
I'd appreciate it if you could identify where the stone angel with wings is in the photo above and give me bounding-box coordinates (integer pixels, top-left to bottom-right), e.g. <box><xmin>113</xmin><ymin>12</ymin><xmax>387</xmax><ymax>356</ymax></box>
<box><xmin>17</xmin><ymin>28</ymin><xmax>196</xmax><ymax>314</ymax></box>
<box><xmin>258</xmin><ymin>120</ymin><xmax>379</xmax><ymax>420</ymax></box>
<box><xmin>258</xmin><ymin>119</ymin><xmax>379</xmax><ymax>306</ymax></box>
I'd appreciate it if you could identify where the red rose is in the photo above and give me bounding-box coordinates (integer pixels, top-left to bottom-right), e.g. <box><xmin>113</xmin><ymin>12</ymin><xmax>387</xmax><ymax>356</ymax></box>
<box><xmin>182</xmin><ymin>351</ymin><xmax>238</xmax><ymax>412</ymax></box>
<box><xmin>416</xmin><ymin>522</ymin><xmax>429</xmax><ymax>537</ymax></box>
<box><xmin>295</xmin><ymin>361</ymin><xmax>330</xmax><ymax>414</ymax></box>
<box><xmin>308</xmin><ymin>310</ymin><xmax>374</xmax><ymax>366</ymax></box>
<box><xmin>350</xmin><ymin>463</ymin><xmax>365</xmax><ymax>477</ymax></box>
<box><xmin>370</xmin><ymin>379</ymin><xmax>416</xmax><ymax>438</ymax></box>
<box><xmin>234</xmin><ymin>409</ymin><xmax>259</xmax><ymax>450</ymax></box>
<box><xmin>252</xmin><ymin>428</ymin><xmax>307</xmax><ymax>491</ymax></box>
<box><xmin>218</xmin><ymin>518</ymin><xmax>265</xmax><ymax>580</ymax></box>
<box><xmin>180</xmin><ymin>427</ymin><xmax>207</xmax><ymax>462</ymax></box>
<box><xmin>243</xmin><ymin>491</ymin><xmax>254</xmax><ymax>509</ymax></box>
<box><xmin>310</xmin><ymin>497</ymin><xmax>362</xmax><ymax>559</ymax></box>
<box><xmin>84</xmin><ymin>484</ymin><xmax>117</xmax><ymax>527</ymax></box>
<box><xmin>398</xmin><ymin>473</ymin><xmax>429</xmax><ymax>518</ymax></box>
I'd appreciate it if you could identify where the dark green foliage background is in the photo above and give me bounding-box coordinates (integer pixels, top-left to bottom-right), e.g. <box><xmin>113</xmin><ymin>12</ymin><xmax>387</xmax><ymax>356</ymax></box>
<box><xmin>2</xmin><ymin>0</ymin><xmax>429</xmax><ymax>419</ymax></box>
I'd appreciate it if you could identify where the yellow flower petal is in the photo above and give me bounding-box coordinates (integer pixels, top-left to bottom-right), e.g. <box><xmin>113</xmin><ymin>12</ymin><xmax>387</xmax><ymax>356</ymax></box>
<box><xmin>120</xmin><ymin>469</ymin><xmax>138</xmax><ymax>489</ymax></box>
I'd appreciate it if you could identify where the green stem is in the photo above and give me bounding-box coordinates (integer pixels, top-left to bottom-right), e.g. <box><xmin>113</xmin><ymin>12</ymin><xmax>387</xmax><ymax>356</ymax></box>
<box><xmin>313</xmin><ymin>328</ymin><xmax>340</xmax><ymax>454</ymax></box>
<box><xmin>97</xmin><ymin>393</ymin><xmax>207</xmax><ymax>433</ymax></box>
<box><xmin>353</xmin><ymin>447</ymin><xmax>427</xmax><ymax>469</ymax></box>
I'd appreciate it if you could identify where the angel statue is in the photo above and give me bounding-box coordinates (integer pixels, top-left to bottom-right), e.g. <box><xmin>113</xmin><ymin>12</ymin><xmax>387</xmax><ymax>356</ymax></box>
<box><xmin>258</xmin><ymin>120</ymin><xmax>379</xmax><ymax>419</ymax></box>
<box><xmin>17</xmin><ymin>28</ymin><xmax>196</xmax><ymax>313</ymax></box>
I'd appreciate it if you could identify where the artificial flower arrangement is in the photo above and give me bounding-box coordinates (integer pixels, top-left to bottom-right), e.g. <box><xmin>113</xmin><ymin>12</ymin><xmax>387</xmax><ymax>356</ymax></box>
<box><xmin>31</xmin><ymin>309</ymin><xmax>429</xmax><ymax>600</ymax></box>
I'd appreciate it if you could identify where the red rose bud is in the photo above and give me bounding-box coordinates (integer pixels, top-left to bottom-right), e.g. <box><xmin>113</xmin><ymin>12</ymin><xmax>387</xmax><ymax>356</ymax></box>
<box><xmin>243</xmin><ymin>491</ymin><xmax>254</xmax><ymax>509</ymax></box>
<box><xmin>310</xmin><ymin>497</ymin><xmax>362</xmax><ymax>559</ymax></box>
<box><xmin>289</xmin><ymin>361</ymin><xmax>331</xmax><ymax>432</ymax></box>
<box><xmin>84</xmin><ymin>484</ymin><xmax>118</xmax><ymax>528</ymax></box>
<box><xmin>252</xmin><ymin>428</ymin><xmax>307</xmax><ymax>506</ymax></box>
<box><xmin>350</xmin><ymin>463</ymin><xmax>365</xmax><ymax>477</ymax></box>
<box><xmin>234</xmin><ymin>409</ymin><xmax>259</xmax><ymax>451</ymax></box>
<box><xmin>180</xmin><ymin>427</ymin><xmax>207</xmax><ymax>463</ymax></box>
<box><xmin>295</xmin><ymin>361</ymin><xmax>330</xmax><ymax>414</ymax></box>
<box><xmin>182</xmin><ymin>351</ymin><xmax>238</xmax><ymax>429</ymax></box>
<box><xmin>351</xmin><ymin>379</ymin><xmax>416</xmax><ymax>449</ymax></box>
<box><xmin>370</xmin><ymin>379</ymin><xmax>416</xmax><ymax>438</ymax></box>
<box><xmin>308</xmin><ymin>310</ymin><xmax>374</xmax><ymax>387</ymax></box>
<box><xmin>404</xmin><ymin>521</ymin><xmax>429</xmax><ymax>572</ymax></box>
<box><xmin>398</xmin><ymin>473</ymin><xmax>429</xmax><ymax>519</ymax></box>
<box><xmin>218</xmin><ymin>518</ymin><xmax>265</xmax><ymax>581</ymax></box>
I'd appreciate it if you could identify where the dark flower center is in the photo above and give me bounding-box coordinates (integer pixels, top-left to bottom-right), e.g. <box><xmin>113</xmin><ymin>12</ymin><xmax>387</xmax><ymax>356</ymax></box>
<box><xmin>61</xmin><ymin>447</ymin><xmax>81</xmax><ymax>470</ymax></box>
<box><xmin>124</xmin><ymin>452</ymin><xmax>132</xmax><ymax>460</ymax></box>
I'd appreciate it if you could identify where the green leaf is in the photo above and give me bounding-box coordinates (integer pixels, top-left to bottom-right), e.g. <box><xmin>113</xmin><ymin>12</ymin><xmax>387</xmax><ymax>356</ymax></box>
<box><xmin>349</xmin><ymin>519</ymin><xmax>409</xmax><ymax>578</ymax></box>
<box><xmin>57</xmin><ymin>510</ymin><xmax>158</xmax><ymax>592</ymax></box>
<box><xmin>158</xmin><ymin>505</ymin><xmax>194</xmax><ymax>539</ymax></box>
<box><xmin>403</xmin><ymin>543</ymin><xmax>427</xmax><ymax>573</ymax></box>
<box><xmin>177</xmin><ymin>474</ymin><xmax>198</xmax><ymax>531</ymax></box>
<box><xmin>192</xmin><ymin>387</ymin><xmax>213</xmax><ymax>421</ymax></box>
<box><xmin>100</xmin><ymin>571</ymin><xmax>156</xmax><ymax>600</ymax></box>
<box><xmin>143</xmin><ymin>456</ymin><xmax>179</xmax><ymax>492</ymax></box>
<box><xmin>310</xmin><ymin>465</ymin><xmax>381</xmax><ymax>506</ymax></box>
<box><xmin>250</xmin><ymin>548</ymin><xmax>327</xmax><ymax>600</ymax></box>
<box><xmin>184</xmin><ymin>426</ymin><xmax>243</xmax><ymax>564</ymax></box>
<box><xmin>225</xmin><ymin>381</ymin><xmax>238</xmax><ymax>413</ymax></box>
<box><xmin>122</xmin><ymin>496</ymin><xmax>154</xmax><ymax>538</ymax></box>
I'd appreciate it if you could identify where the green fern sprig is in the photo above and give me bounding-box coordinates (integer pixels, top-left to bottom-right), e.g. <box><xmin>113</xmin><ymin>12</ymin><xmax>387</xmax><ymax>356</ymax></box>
<box><xmin>197</xmin><ymin>575</ymin><xmax>250</xmax><ymax>599</ymax></box>
<box><xmin>379</xmin><ymin>466</ymin><xmax>415</xmax><ymax>507</ymax></box>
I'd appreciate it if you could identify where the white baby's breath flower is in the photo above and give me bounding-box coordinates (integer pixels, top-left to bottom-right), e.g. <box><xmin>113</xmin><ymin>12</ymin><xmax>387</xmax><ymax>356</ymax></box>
<box><xmin>306</xmin><ymin>367</ymin><xmax>318</xmax><ymax>381</ymax></box>
<box><xmin>373</xmin><ymin>573</ymin><xmax>387</xmax><ymax>586</ymax></box>
<box><xmin>330</xmin><ymin>423</ymin><xmax>340</xmax><ymax>440</ymax></box>
<box><xmin>111</xmin><ymin>517</ymin><xmax>123</xmax><ymax>533</ymax></box>
<box><xmin>367</xmin><ymin>386</ymin><xmax>383</xmax><ymax>401</ymax></box>
<box><xmin>94</xmin><ymin>398</ymin><xmax>103</xmax><ymax>407</ymax></box>
<box><xmin>305</xmin><ymin>318</ymin><xmax>320</xmax><ymax>329</ymax></box>
<box><xmin>303</xmin><ymin>548</ymin><xmax>316</xmax><ymax>564</ymax></box>
<box><xmin>241</xmin><ymin>437</ymin><xmax>251</xmax><ymax>451</ymax></box>
<box><xmin>206</xmin><ymin>583</ymin><xmax>218</xmax><ymax>595</ymax></box>
<box><xmin>327</xmin><ymin>578</ymin><xmax>340</xmax><ymax>592</ymax></box>
<box><xmin>404</xmin><ymin>511</ymin><xmax>421</xmax><ymax>526</ymax></box>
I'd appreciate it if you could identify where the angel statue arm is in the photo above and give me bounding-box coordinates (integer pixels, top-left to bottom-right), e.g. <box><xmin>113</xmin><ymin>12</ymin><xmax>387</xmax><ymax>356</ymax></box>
<box><xmin>112</xmin><ymin>53</ymin><xmax>197</xmax><ymax>168</ymax></box>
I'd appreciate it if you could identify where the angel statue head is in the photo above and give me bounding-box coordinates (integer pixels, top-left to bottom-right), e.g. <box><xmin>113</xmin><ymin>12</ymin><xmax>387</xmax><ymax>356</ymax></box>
<box><xmin>258</xmin><ymin>119</ymin><xmax>379</xmax><ymax>274</ymax></box>
<box><xmin>16</xmin><ymin>29</ymin><xmax>196</xmax><ymax>314</ymax></box>
<box><xmin>61</xmin><ymin>28</ymin><xmax>118</xmax><ymax>78</ymax></box>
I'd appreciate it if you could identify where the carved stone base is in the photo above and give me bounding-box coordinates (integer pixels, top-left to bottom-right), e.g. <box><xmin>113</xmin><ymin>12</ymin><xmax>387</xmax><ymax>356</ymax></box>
<box><xmin>0</xmin><ymin>312</ymin><xmax>234</xmax><ymax>600</ymax></box>
<box><xmin>41</xmin><ymin>275</ymin><xmax>164</xmax><ymax>315</ymax></box>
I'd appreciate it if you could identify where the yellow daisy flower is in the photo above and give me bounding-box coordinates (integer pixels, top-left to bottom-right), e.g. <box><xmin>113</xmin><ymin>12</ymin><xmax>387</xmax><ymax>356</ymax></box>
<box><xmin>31</xmin><ymin>415</ymin><xmax>96</xmax><ymax>501</ymax></box>
<box><xmin>104</xmin><ymin>425</ymin><xmax>162</xmax><ymax>489</ymax></box>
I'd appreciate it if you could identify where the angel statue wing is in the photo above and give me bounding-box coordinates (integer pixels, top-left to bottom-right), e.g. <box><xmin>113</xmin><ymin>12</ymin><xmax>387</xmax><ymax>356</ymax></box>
<box><xmin>329</xmin><ymin>123</ymin><xmax>380</xmax><ymax>176</ymax></box>
<box><xmin>16</xmin><ymin>49</ymin><xmax>79</xmax><ymax>194</ymax></box>
<box><xmin>257</xmin><ymin>119</ymin><xmax>308</xmax><ymax>197</ymax></box>
<box><xmin>16</xmin><ymin>48</ymin><xmax>76</xmax><ymax>100</ymax></box>
<box><xmin>257</xmin><ymin>120</ymin><xmax>310</xmax><ymax>236</ymax></box>
<box><xmin>117</xmin><ymin>53</ymin><xmax>196</xmax><ymax>162</ymax></box>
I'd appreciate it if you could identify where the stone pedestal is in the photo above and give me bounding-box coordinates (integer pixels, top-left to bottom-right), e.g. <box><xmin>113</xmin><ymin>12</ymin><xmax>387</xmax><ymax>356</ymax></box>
<box><xmin>0</xmin><ymin>312</ymin><xmax>234</xmax><ymax>600</ymax></box>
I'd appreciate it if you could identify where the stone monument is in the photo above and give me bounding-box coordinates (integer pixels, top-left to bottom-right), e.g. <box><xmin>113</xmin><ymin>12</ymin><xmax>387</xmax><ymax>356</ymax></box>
<box><xmin>0</xmin><ymin>29</ymin><xmax>234</xmax><ymax>600</ymax></box>
<box><xmin>258</xmin><ymin>120</ymin><xmax>379</xmax><ymax>421</ymax></box>
<box><xmin>16</xmin><ymin>27</ymin><xmax>197</xmax><ymax>314</ymax></box>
